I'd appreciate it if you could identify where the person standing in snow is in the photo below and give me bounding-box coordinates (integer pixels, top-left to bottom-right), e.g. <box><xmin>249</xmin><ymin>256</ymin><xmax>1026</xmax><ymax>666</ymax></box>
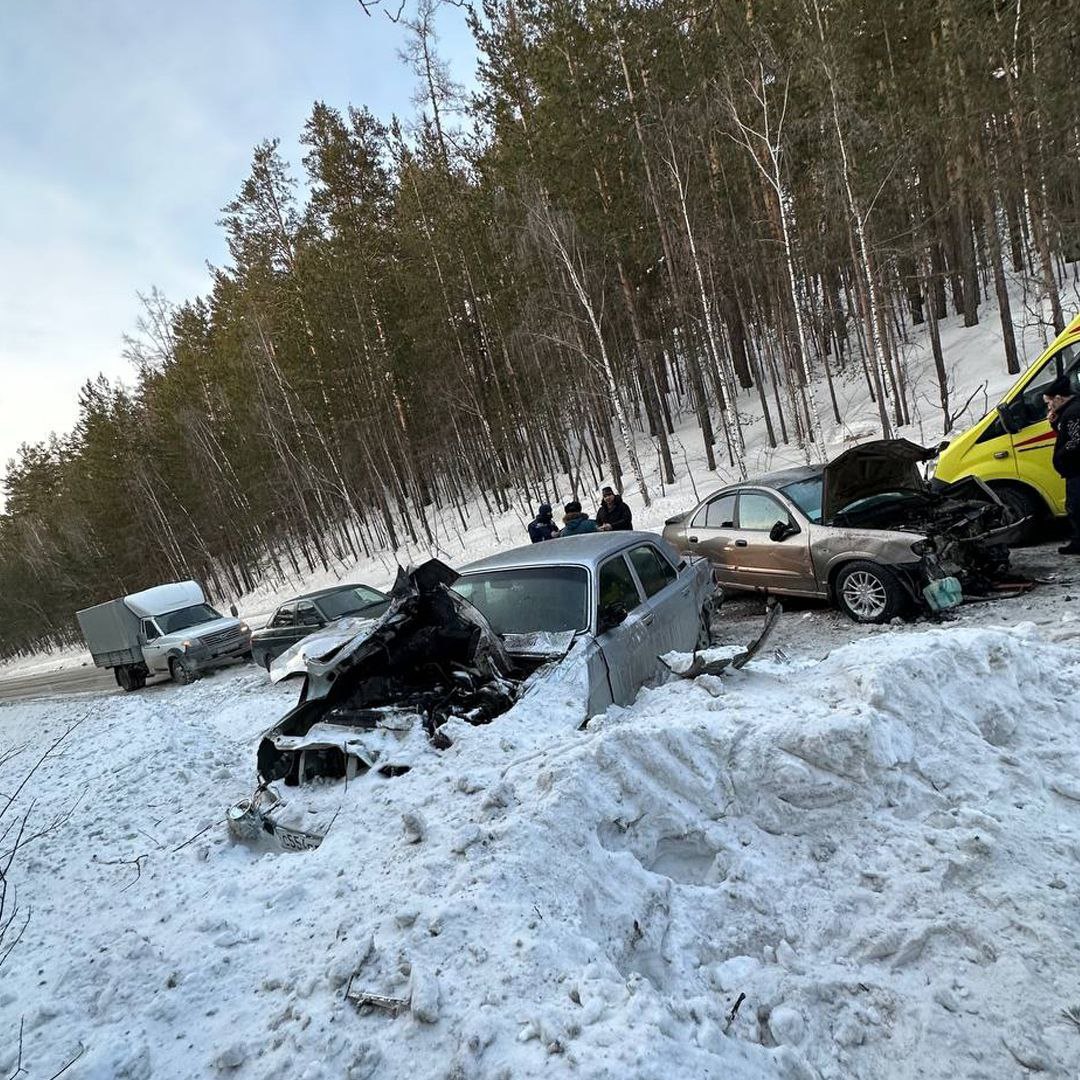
<box><xmin>558</xmin><ymin>500</ymin><xmax>598</xmax><ymax>537</ymax></box>
<box><xmin>596</xmin><ymin>486</ymin><xmax>633</xmax><ymax>532</ymax></box>
<box><xmin>528</xmin><ymin>503</ymin><xmax>559</xmax><ymax>543</ymax></box>
<box><xmin>1044</xmin><ymin>376</ymin><xmax>1080</xmax><ymax>555</ymax></box>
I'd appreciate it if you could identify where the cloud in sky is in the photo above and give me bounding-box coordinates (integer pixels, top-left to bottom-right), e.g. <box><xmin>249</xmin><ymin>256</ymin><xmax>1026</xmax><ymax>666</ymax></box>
<box><xmin>0</xmin><ymin>0</ymin><xmax>475</xmax><ymax>493</ymax></box>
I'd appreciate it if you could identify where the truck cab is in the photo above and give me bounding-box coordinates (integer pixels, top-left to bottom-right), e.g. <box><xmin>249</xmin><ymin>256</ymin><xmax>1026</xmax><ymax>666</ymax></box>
<box><xmin>934</xmin><ymin>312</ymin><xmax>1080</xmax><ymax>525</ymax></box>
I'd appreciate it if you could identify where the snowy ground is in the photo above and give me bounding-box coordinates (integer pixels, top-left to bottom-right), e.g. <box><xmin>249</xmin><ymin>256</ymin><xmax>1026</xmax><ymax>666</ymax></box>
<box><xmin>3</xmin><ymin>551</ymin><xmax>1080</xmax><ymax>1080</ymax></box>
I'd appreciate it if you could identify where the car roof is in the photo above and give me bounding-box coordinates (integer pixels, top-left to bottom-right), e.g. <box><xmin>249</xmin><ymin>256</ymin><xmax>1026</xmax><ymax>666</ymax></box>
<box><xmin>279</xmin><ymin>583</ymin><xmax>383</xmax><ymax>606</ymax></box>
<box><xmin>461</xmin><ymin>531</ymin><xmax>669</xmax><ymax>574</ymax></box>
<box><xmin>696</xmin><ymin>464</ymin><xmax>821</xmax><ymax>501</ymax></box>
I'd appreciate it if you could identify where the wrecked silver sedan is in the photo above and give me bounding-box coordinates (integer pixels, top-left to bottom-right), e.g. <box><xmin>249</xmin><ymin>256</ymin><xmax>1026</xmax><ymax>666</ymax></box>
<box><xmin>229</xmin><ymin>533</ymin><xmax>718</xmax><ymax>849</ymax></box>
<box><xmin>662</xmin><ymin>439</ymin><xmax>1027</xmax><ymax>623</ymax></box>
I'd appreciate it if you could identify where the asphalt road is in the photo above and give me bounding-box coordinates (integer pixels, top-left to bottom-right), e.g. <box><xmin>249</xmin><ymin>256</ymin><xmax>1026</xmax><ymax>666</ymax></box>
<box><xmin>0</xmin><ymin>663</ymin><xmax>122</xmax><ymax>703</ymax></box>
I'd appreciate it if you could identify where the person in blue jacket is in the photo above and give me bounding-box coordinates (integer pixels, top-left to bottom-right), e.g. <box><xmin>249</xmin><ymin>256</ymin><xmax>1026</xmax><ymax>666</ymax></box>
<box><xmin>558</xmin><ymin>500</ymin><xmax>598</xmax><ymax>537</ymax></box>
<box><xmin>527</xmin><ymin>503</ymin><xmax>559</xmax><ymax>543</ymax></box>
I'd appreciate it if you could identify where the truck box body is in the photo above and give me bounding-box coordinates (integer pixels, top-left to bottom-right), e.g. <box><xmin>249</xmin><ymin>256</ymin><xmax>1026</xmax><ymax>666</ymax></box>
<box><xmin>76</xmin><ymin>600</ymin><xmax>144</xmax><ymax>668</ymax></box>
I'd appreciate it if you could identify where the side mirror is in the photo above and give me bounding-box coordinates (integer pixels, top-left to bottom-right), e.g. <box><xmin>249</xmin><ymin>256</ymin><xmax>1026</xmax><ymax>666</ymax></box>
<box><xmin>996</xmin><ymin>401</ymin><xmax>1020</xmax><ymax>435</ymax></box>
<box><xmin>935</xmin><ymin>440</ymin><xmax>950</xmax><ymax>456</ymax></box>
<box><xmin>769</xmin><ymin>520</ymin><xmax>800</xmax><ymax>543</ymax></box>
<box><xmin>597</xmin><ymin>602</ymin><xmax>628</xmax><ymax>634</ymax></box>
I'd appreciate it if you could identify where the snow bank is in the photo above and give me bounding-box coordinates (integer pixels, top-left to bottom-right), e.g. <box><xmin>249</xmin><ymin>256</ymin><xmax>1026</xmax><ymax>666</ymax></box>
<box><xmin>2</xmin><ymin>628</ymin><xmax>1079</xmax><ymax>1078</ymax></box>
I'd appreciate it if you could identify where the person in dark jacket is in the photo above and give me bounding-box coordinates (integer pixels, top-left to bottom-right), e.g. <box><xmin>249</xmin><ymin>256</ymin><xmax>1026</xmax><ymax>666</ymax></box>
<box><xmin>1044</xmin><ymin>376</ymin><xmax>1080</xmax><ymax>554</ymax></box>
<box><xmin>558</xmin><ymin>500</ymin><xmax>598</xmax><ymax>537</ymax></box>
<box><xmin>596</xmin><ymin>486</ymin><xmax>633</xmax><ymax>532</ymax></box>
<box><xmin>528</xmin><ymin>503</ymin><xmax>559</xmax><ymax>543</ymax></box>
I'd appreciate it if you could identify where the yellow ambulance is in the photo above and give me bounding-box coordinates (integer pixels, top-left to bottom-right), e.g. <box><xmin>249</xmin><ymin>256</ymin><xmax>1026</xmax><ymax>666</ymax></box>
<box><xmin>934</xmin><ymin>311</ymin><xmax>1080</xmax><ymax>526</ymax></box>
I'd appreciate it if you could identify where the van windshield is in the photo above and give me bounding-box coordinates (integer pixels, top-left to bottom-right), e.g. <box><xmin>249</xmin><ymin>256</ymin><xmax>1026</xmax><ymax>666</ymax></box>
<box><xmin>158</xmin><ymin>604</ymin><xmax>222</xmax><ymax>634</ymax></box>
<box><xmin>452</xmin><ymin>567</ymin><xmax>589</xmax><ymax>635</ymax></box>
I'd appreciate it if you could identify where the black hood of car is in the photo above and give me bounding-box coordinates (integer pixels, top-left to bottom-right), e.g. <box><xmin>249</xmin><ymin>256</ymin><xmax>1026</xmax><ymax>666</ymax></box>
<box><xmin>821</xmin><ymin>439</ymin><xmax>935</xmax><ymax>524</ymax></box>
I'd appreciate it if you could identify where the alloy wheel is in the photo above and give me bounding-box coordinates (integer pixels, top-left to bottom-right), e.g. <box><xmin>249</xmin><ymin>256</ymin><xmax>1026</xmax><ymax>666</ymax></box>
<box><xmin>841</xmin><ymin>570</ymin><xmax>888</xmax><ymax>621</ymax></box>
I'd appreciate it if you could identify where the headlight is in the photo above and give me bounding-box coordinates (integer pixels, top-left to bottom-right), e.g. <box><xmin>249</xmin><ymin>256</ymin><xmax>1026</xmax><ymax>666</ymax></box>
<box><xmin>182</xmin><ymin>639</ymin><xmax>192</xmax><ymax>649</ymax></box>
<box><xmin>239</xmin><ymin>622</ymin><xmax>250</xmax><ymax>633</ymax></box>
<box><xmin>911</xmin><ymin>539</ymin><xmax>935</xmax><ymax>556</ymax></box>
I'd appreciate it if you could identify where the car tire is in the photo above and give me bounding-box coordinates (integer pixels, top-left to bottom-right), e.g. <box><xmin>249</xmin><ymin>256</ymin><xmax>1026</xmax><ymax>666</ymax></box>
<box><xmin>169</xmin><ymin>656</ymin><xmax>195</xmax><ymax>685</ymax></box>
<box><xmin>834</xmin><ymin>561</ymin><xmax>906</xmax><ymax>624</ymax></box>
<box><xmin>991</xmin><ymin>484</ymin><xmax>1045</xmax><ymax>545</ymax></box>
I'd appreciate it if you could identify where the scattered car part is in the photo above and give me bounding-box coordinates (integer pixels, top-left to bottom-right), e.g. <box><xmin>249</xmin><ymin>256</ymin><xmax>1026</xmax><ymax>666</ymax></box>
<box><xmin>661</xmin><ymin>600</ymin><xmax>782</xmax><ymax>679</ymax></box>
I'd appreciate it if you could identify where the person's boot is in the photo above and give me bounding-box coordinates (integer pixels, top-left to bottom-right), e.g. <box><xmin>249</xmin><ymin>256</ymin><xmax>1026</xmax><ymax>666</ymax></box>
<box><xmin>1058</xmin><ymin>541</ymin><xmax>1080</xmax><ymax>555</ymax></box>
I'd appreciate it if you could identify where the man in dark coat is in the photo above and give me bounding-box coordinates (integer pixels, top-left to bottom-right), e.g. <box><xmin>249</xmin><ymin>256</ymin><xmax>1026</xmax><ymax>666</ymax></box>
<box><xmin>596</xmin><ymin>486</ymin><xmax>633</xmax><ymax>532</ymax></box>
<box><xmin>558</xmin><ymin>500</ymin><xmax>598</xmax><ymax>537</ymax></box>
<box><xmin>1044</xmin><ymin>376</ymin><xmax>1080</xmax><ymax>554</ymax></box>
<box><xmin>528</xmin><ymin>503</ymin><xmax>559</xmax><ymax>543</ymax></box>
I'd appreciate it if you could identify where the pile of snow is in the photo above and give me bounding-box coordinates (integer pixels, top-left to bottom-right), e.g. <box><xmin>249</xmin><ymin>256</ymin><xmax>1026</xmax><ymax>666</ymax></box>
<box><xmin>2</xmin><ymin>623</ymin><xmax>1079</xmax><ymax>1078</ymax></box>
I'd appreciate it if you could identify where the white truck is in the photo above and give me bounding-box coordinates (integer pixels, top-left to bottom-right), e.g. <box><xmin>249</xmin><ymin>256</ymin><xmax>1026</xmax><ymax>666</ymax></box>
<box><xmin>76</xmin><ymin>581</ymin><xmax>252</xmax><ymax>691</ymax></box>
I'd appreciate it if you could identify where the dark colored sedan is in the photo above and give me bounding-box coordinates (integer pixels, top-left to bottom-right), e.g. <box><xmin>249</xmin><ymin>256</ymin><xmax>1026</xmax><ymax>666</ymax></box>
<box><xmin>250</xmin><ymin>584</ymin><xmax>390</xmax><ymax>670</ymax></box>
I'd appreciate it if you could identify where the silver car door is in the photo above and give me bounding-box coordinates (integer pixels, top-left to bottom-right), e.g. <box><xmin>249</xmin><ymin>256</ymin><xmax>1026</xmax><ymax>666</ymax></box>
<box><xmin>625</xmin><ymin>542</ymin><xmax>690</xmax><ymax>658</ymax></box>
<box><xmin>733</xmin><ymin>490</ymin><xmax>818</xmax><ymax>594</ymax></box>
<box><xmin>684</xmin><ymin>492</ymin><xmax>739</xmax><ymax>585</ymax></box>
<box><xmin>595</xmin><ymin>553</ymin><xmax>650</xmax><ymax>707</ymax></box>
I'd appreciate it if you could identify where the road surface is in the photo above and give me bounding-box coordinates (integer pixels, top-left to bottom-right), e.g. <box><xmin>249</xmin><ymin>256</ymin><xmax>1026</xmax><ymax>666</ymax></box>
<box><xmin>0</xmin><ymin>664</ymin><xmax>121</xmax><ymax>703</ymax></box>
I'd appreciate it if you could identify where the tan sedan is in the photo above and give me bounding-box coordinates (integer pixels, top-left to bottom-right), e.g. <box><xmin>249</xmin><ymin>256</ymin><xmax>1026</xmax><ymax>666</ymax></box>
<box><xmin>661</xmin><ymin>441</ymin><xmax>1023</xmax><ymax>623</ymax></box>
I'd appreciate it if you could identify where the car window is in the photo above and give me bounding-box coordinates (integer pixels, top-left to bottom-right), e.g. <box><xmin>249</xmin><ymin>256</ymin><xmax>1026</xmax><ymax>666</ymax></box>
<box><xmin>296</xmin><ymin>601</ymin><xmax>321</xmax><ymax>627</ymax></box>
<box><xmin>692</xmin><ymin>493</ymin><xmax>736</xmax><ymax>529</ymax></box>
<box><xmin>738</xmin><ymin>491</ymin><xmax>790</xmax><ymax>531</ymax></box>
<box><xmin>452</xmin><ymin>566</ymin><xmax>588</xmax><ymax>634</ymax></box>
<box><xmin>780</xmin><ymin>478</ymin><xmax>823</xmax><ymax>523</ymax></box>
<box><xmin>628</xmin><ymin>544</ymin><xmax>677</xmax><ymax>598</ymax></box>
<box><xmin>598</xmin><ymin>555</ymin><xmax>643</xmax><ymax>614</ymax></box>
<box><xmin>316</xmin><ymin>586</ymin><xmax>388</xmax><ymax>620</ymax></box>
<box><xmin>143</xmin><ymin>620</ymin><xmax>160</xmax><ymax>641</ymax></box>
<box><xmin>270</xmin><ymin>604</ymin><xmax>296</xmax><ymax>628</ymax></box>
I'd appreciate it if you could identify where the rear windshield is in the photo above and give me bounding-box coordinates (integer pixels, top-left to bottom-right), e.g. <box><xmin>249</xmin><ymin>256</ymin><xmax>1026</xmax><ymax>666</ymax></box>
<box><xmin>452</xmin><ymin>566</ymin><xmax>589</xmax><ymax>635</ymax></box>
<box><xmin>780</xmin><ymin>478</ymin><xmax>824</xmax><ymax>523</ymax></box>
<box><xmin>158</xmin><ymin>603</ymin><xmax>222</xmax><ymax>634</ymax></box>
<box><xmin>317</xmin><ymin>586</ymin><xmax>388</xmax><ymax>620</ymax></box>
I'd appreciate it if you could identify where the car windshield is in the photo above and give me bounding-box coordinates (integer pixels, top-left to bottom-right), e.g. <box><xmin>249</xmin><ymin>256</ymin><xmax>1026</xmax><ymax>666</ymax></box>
<box><xmin>452</xmin><ymin>566</ymin><xmax>589</xmax><ymax>635</ymax></box>
<box><xmin>317</xmin><ymin>586</ymin><xmax>387</xmax><ymax>620</ymax></box>
<box><xmin>158</xmin><ymin>603</ymin><xmax>222</xmax><ymax>634</ymax></box>
<box><xmin>780</xmin><ymin>478</ymin><xmax>824</xmax><ymax>523</ymax></box>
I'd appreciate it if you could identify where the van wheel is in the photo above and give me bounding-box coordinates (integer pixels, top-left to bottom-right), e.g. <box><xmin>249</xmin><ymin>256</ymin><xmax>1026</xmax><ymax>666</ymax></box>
<box><xmin>169</xmin><ymin>657</ymin><xmax>195</xmax><ymax>685</ymax></box>
<box><xmin>991</xmin><ymin>484</ymin><xmax>1045</xmax><ymax>544</ymax></box>
<box><xmin>834</xmin><ymin>561</ymin><xmax>906</xmax><ymax>624</ymax></box>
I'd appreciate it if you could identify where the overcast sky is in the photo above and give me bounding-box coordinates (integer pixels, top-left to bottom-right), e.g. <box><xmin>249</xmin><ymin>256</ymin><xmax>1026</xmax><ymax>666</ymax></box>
<box><xmin>0</xmin><ymin>0</ymin><xmax>474</xmax><ymax>497</ymax></box>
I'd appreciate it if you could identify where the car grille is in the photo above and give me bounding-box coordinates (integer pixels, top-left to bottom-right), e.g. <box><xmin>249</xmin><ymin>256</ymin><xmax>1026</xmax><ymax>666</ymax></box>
<box><xmin>201</xmin><ymin>626</ymin><xmax>244</xmax><ymax>649</ymax></box>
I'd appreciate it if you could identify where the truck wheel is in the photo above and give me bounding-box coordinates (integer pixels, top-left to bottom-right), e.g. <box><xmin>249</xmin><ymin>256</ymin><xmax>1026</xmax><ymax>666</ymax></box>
<box><xmin>169</xmin><ymin>657</ymin><xmax>195</xmax><ymax>685</ymax></box>
<box><xmin>834</xmin><ymin>561</ymin><xmax>906</xmax><ymax>624</ymax></box>
<box><xmin>114</xmin><ymin>665</ymin><xmax>144</xmax><ymax>692</ymax></box>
